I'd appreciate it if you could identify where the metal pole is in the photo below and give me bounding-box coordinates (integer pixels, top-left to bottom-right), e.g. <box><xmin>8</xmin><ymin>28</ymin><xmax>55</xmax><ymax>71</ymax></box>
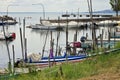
<box><xmin>40</xmin><ymin>3</ymin><xmax>45</xmax><ymax>20</ymax></box>
<box><xmin>7</xmin><ymin>5</ymin><xmax>9</xmax><ymax>16</ymax></box>
<box><xmin>6</xmin><ymin>5</ymin><xmax>19</xmax><ymax>17</ymax></box>
<box><xmin>32</xmin><ymin>3</ymin><xmax>45</xmax><ymax>20</ymax></box>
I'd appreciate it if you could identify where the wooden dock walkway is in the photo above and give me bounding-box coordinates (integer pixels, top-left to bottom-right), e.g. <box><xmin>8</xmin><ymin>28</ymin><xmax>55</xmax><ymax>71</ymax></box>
<box><xmin>44</xmin><ymin>17</ymin><xmax>120</xmax><ymax>23</ymax></box>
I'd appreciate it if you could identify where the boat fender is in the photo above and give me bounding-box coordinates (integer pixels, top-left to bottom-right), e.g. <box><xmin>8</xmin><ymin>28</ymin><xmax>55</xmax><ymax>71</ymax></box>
<box><xmin>27</xmin><ymin>53</ymin><xmax>42</xmax><ymax>62</ymax></box>
<box><xmin>11</xmin><ymin>33</ymin><xmax>16</xmax><ymax>39</ymax></box>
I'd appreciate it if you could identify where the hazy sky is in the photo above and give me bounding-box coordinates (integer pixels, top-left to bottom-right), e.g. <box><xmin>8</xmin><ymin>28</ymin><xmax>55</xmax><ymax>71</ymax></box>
<box><xmin>0</xmin><ymin>0</ymin><xmax>111</xmax><ymax>12</ymax></box>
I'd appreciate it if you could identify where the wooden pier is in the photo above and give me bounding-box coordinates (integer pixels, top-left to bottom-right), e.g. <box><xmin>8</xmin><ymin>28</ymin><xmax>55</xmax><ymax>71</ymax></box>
<box><xmin>44</xmin><ymin>17</ymin><xmax>120</xmax><ymax>23</ymax></box>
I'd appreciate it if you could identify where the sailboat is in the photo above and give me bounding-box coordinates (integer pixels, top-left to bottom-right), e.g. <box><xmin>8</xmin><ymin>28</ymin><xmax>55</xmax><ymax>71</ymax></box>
<box><xmin>0</xmin><ymin>21</ymin><xmax>5</xmax><ymax>26</ymax></box>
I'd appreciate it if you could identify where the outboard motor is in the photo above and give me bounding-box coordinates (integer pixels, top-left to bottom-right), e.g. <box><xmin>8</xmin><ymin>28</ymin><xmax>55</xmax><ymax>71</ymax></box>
<box><xmin>80</xmin><ymin>36</ymin><xmax>86</xmax><ymax>42</ymax></box>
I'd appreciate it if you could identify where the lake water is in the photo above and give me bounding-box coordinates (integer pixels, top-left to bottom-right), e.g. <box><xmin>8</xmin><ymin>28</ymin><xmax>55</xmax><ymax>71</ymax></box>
<box><xmin>0</xmin><ymin>12</ymin><xmax>116</xmax><ymax>68</ymax></box>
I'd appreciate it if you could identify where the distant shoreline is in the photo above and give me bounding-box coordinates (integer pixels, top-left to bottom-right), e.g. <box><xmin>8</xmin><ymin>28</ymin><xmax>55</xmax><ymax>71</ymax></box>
<box><xmin>0</xmin><ymin>9</ymin><xmax>118</xmax><ymax>14</ymax></box>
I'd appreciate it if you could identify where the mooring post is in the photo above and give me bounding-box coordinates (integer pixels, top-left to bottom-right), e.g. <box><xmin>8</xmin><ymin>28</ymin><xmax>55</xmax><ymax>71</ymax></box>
<box><xmin>23</xmin><ymin>18</ymin><xmax>26</xmax><ymax>59</ymax></box>
<box><xmin>48</xmin><ymin>51</ymin><xmax>50</xmax><ymax>68</ymax></box>
<box><xmin>25</xmin><ymin>38</ymin><xmax>27</xmax><ymax>62</ymax></box>
<box><xmin>55</xmin><ymin>17</ymin><xmax>60</xmax><ymax>57</ymax></box>
<box><xmin>101</xmin><ymin>29</ymin><xmax>104</xmax><ymax>48</ymax></box>
<box><xmin>49</xmin><ymin>31</ymin><xmax>52</xmax><ymax>67</ymax></box>
<box><xmin>66</xmin><ymin>11</ymin><xmax>68</xmax><ymax>61</ymax></box>
<box><xmin>2</xmin><ymin>18</ymin><xmax>12</xmax><ymax>73</ymax></box>
<box><xmin>12</xmin><ymin>45</ymin><xmax>15</xmax><ymax>74</ymax></box>
<box><xmin>73</xmin><ymin>33</ymin><xmax>77</xmax><ymax>55</ymax></box>
<box><xmin>20</xmin><ymin>28</ymin><xmax>24</xmax><ymax>60</ymax></box>
<box><xmin>108</xmin><ymin>27</ymin><xmax>111</xmax><ymax>49</ymax></box>
<box><xmin>114</xmin><ymin>26</ymin><xmax>116</xmax><ymax>48</ymax></box>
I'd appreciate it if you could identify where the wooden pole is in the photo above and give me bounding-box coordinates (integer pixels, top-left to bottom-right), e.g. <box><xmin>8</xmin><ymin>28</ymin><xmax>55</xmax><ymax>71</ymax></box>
<box><xmin>42</xmin><ymin>30</ymin><xmax>49</xmax><ymax>58</ymax></box>
<box><xmin>76</xmin><ymin>8</ymin><xmax>79</xmax><ymax>39</ymax></box>
<box><xmin>48</xmin><ymin>39</ymin><xmax>52</xmax><ymax>67</ymax></box>
<box><xmin>49</xmin><ymin>31</ymin><xmax>53</xmax><ymax>67</ymax></box>
<box><xmin>23</xmin><ymin>18</ymin><xmax>25</xmax><ymax>40</ymax></box>
<box><xmin>40</xmin><ymin>17</ymin><xmax>42</xmax><ymax>24</ymax></box>
<box><xmin>86</xmin><ymin>33</ymin><xmax>88</xmax><ymax>40</ymax></box>
<box><xmin>48</xmin><ymin>53</ymin><xmax>50</xmax><ymax>67</ymax></box>
<box><xmin>23</xmin><ymin>18</ymin><xmax>26</xmax><ymax>59</ymax></box>
<box><xmin>87</xmin><ymin>0</ymin><xmax>96</xmax><ymax>50</ymax></box>
<box><xmin>55</xmin><ymin>17</ymin><xmax>60</xmax><ymax>56</ymax></box>
<box><xmin>73</xmin><ymin>10</ymin><xmax>79</xmax><ymax>55</ymax></box>
<box><xmin>101</xmin><ymin>29</ymin><xmax>104</xmax><ymax>48</ymax></box>
<box><xmin>12</xmin><ymin>45</ymin><xmax>15</xmax><ymax>74</ymax></box>
<box><xmin>66</xmin><ymin>11</ymin><xmax>68</xmax><ymax>60</ymax></box>
<box><xmin>114</xmin><ymin>27</ymin><xmax>116</xmax><ymax>48</ymax></box>
<box><xmin>25</xmin><ymin>38</ymin><xmax>27</xmax><ymax>62</ymax></box>
<box><xmin>19</xmin><ymin>27</ymin><xmax>24</xmax><ymax>60</ymax></box>
<box><xmin>2</xmin><ymin>19</ymin><xmax>12</xmax><ymax>73</ymax></box>
<box><xmin>50</xmin><ymin>31</ymin><xmax>53</xmax><ymax>49</ymax></box>
<box><xmin>108</xmin><ymin>27</ymin><xmax>111</xmax><ymax>49</ymax></box>
<box><xmin>73</xmin><ymin>33</ymin><xmax>76</xmax><ymax>55</ymax></box>
<box><xmin>19</xmin><ymin>17</ymin><xmax>21</xmax><ymax>25</ymax></box>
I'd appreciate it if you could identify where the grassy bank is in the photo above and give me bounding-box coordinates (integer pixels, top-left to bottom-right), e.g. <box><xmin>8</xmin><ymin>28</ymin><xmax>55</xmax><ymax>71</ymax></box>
<box><xmin>7</xmin><ymin>50</ymin><xmax>120</xmax><ymax>80</ymax></box>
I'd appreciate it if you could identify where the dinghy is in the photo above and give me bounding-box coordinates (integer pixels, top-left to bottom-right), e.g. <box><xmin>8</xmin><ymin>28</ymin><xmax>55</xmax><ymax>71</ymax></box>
<box><xmin>24</xmin><ymin>52</ymin><xmax>87</xmax><ymax>68</ymax></box>
<box><xmin>0</xmin><ymin>32</ymin><xmax>16</xmax><ymax>41</ymax></box>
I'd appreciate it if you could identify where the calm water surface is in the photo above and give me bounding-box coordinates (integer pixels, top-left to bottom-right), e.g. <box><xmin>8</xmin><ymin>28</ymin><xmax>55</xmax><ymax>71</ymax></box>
<box><xmin>0</xmin><ymin>12</ymin><xmax>115</xmax><ymax>68</ymax></box>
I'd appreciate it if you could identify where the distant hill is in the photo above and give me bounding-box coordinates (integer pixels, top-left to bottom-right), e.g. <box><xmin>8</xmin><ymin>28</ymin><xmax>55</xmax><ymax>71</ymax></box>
<box><xmin>94</xmin><ymin>9</ymin><xmax>115</xmax><ymax>13</ymax></box>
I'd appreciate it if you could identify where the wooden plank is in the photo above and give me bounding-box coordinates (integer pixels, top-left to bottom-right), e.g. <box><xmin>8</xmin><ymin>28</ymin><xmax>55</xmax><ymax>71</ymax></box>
<box><xmin>43</xmin><ymin>17</ymin><xmax>120</xmax><ymax>23</ymax></box>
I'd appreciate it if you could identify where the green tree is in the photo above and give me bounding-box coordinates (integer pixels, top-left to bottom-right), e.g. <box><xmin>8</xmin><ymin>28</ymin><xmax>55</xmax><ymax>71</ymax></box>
<box><xmin>110</xmin><ymin>0</ymin><xmax>120</xmax><ymax>16</ymax></box>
